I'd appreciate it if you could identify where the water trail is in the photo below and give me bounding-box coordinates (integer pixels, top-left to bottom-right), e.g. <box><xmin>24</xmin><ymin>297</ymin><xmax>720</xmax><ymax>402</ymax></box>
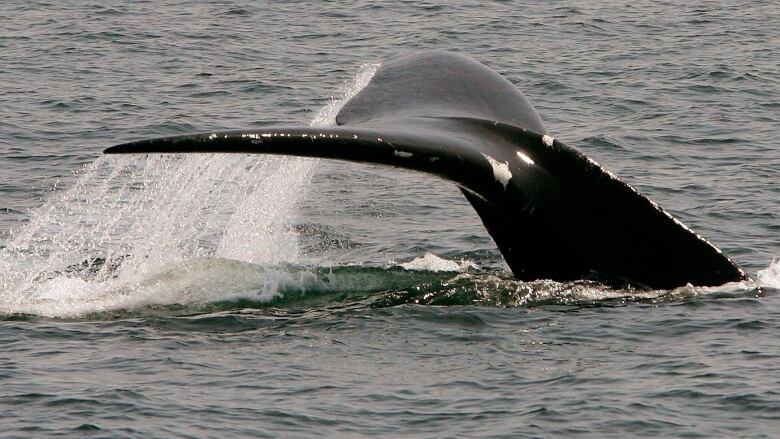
<box><xmin>0</xmin><ymin>63</ymin><xmax>380</xmax><ymax>317</ymax></box>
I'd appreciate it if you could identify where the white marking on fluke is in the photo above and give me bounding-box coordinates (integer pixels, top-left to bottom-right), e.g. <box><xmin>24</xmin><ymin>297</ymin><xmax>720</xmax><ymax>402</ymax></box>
<box><xmin>542</xmin><ymin>134</ymin><xmax>555</xmax><ymax>147</ymax></box>
<box><xmin>394</xmin><ymin>151</ymin><xmax>413</xmax><ymax>158</ymax></box>
<box><xmin>516</xmin><ymin>151</ymin><xmax>535</xmax><ymax>165</ymax></box>
<box><xmin>481</xmin><ymin>153</ymin><xmax>512</xmax><ymax>189</ymax></box>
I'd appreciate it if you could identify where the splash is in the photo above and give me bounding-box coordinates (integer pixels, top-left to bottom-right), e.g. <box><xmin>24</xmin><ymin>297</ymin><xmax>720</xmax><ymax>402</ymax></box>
<box><xmin>0</xmin><ymin>62</ymin><xmax>380</xmax><ymax>318</ymax></box>
<box><xmin>399</xmin><ymin>253</ymin><xmax>478</xmax><ymax>272</ymax></box>
<box><xmin>757</xmin><ymin>259</ymin><xmax>780</xmax><ymax>289</ymax></box>
<box><xmin>310</xmin><ymin>63</ymin><xmax>379</xmax><ymax>127</ymax></box>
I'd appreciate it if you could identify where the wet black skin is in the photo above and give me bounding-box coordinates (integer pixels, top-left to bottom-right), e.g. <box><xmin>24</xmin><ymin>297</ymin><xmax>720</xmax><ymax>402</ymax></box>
<box><xmin>105</xmin><ymin>51</ymin><xmax>748</xmax><ymax>289</ymax></box>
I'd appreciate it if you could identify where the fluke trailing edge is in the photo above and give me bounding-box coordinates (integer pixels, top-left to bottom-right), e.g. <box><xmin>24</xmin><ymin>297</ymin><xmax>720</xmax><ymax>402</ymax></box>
<box><xmin>104</xmin><ymin>51</ymin><xmax>748</xmax><ymax>289</ymax></box>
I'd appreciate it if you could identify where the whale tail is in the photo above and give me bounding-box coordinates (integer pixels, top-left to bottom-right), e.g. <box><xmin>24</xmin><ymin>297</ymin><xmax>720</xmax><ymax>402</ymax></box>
<box><xmin>104</xmin><ymin>51</ymin><xmax>748</xmax><ymax>289</ymax></box>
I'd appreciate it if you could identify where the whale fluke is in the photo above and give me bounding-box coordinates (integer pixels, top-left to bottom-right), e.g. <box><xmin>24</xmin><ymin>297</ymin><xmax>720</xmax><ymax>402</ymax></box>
<box><xmin>104</xmin><ymin>51</ymin><xmax>748</xmax><ymax>289</ymax></box>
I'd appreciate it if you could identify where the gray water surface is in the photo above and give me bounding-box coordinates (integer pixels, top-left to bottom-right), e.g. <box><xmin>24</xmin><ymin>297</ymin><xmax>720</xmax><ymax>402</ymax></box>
<box><xmin>1</xmin><ymin>1</ymin><xmax>778</xmax><ymax>437</ymax></box>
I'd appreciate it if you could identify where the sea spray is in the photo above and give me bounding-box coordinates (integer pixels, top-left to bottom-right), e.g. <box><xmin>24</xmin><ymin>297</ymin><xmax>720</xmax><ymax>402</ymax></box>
<box><xmin>215</xmin><ymin>62</ymin><xmax>379</xmax><ymax>263</ymax></box>
<box><xmin>757</xmin><ymin>259</ymin><xmax>780</xmax><ymax>289</ymax></box>
<box><xmin>0</xmin><ymin>63</ymin><xmax>380</xmax><ymax>317</ymax></box>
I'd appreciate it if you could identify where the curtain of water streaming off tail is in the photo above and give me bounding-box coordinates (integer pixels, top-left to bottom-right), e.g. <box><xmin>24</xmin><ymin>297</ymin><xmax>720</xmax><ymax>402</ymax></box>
<box><xmin>0</xmin><ymin>64</ymin><xmax>380</xmax><ymax>317</ymax></box>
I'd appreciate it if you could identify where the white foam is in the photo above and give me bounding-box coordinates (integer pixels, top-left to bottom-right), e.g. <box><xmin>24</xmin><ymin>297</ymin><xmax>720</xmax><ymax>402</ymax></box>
<box><xmin>399</xmin><ymin>253</ymin><xmax>478</xmax><ymax>272</ymax></box>
<box><xmin>757</xmin><ymin>259</ymin><xmax>780</xmax><ymax>289</ymax></box>
<box><xmin>0</xmin><ymin>258</ymin><xmax>327</xmax><ymax>318</ymax></box>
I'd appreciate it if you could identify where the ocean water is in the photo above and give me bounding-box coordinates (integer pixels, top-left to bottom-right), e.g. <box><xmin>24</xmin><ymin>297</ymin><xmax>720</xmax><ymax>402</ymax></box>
<box><xmin>1</xmin><ymin>1</ymin><xmax>778</xmax><ymax>437</ymax></box>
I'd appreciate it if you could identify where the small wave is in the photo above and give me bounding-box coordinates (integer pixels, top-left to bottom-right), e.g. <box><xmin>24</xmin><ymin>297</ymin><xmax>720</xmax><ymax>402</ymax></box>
<box><xmin>221</xmin><ymin>8</ymin><xmax>252</xmax><ymax>16</ymax></box>
<box><xmin>189</xmin><ymin>90</ymin><xmax>232</xmax><ymax>98</ymax></box>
